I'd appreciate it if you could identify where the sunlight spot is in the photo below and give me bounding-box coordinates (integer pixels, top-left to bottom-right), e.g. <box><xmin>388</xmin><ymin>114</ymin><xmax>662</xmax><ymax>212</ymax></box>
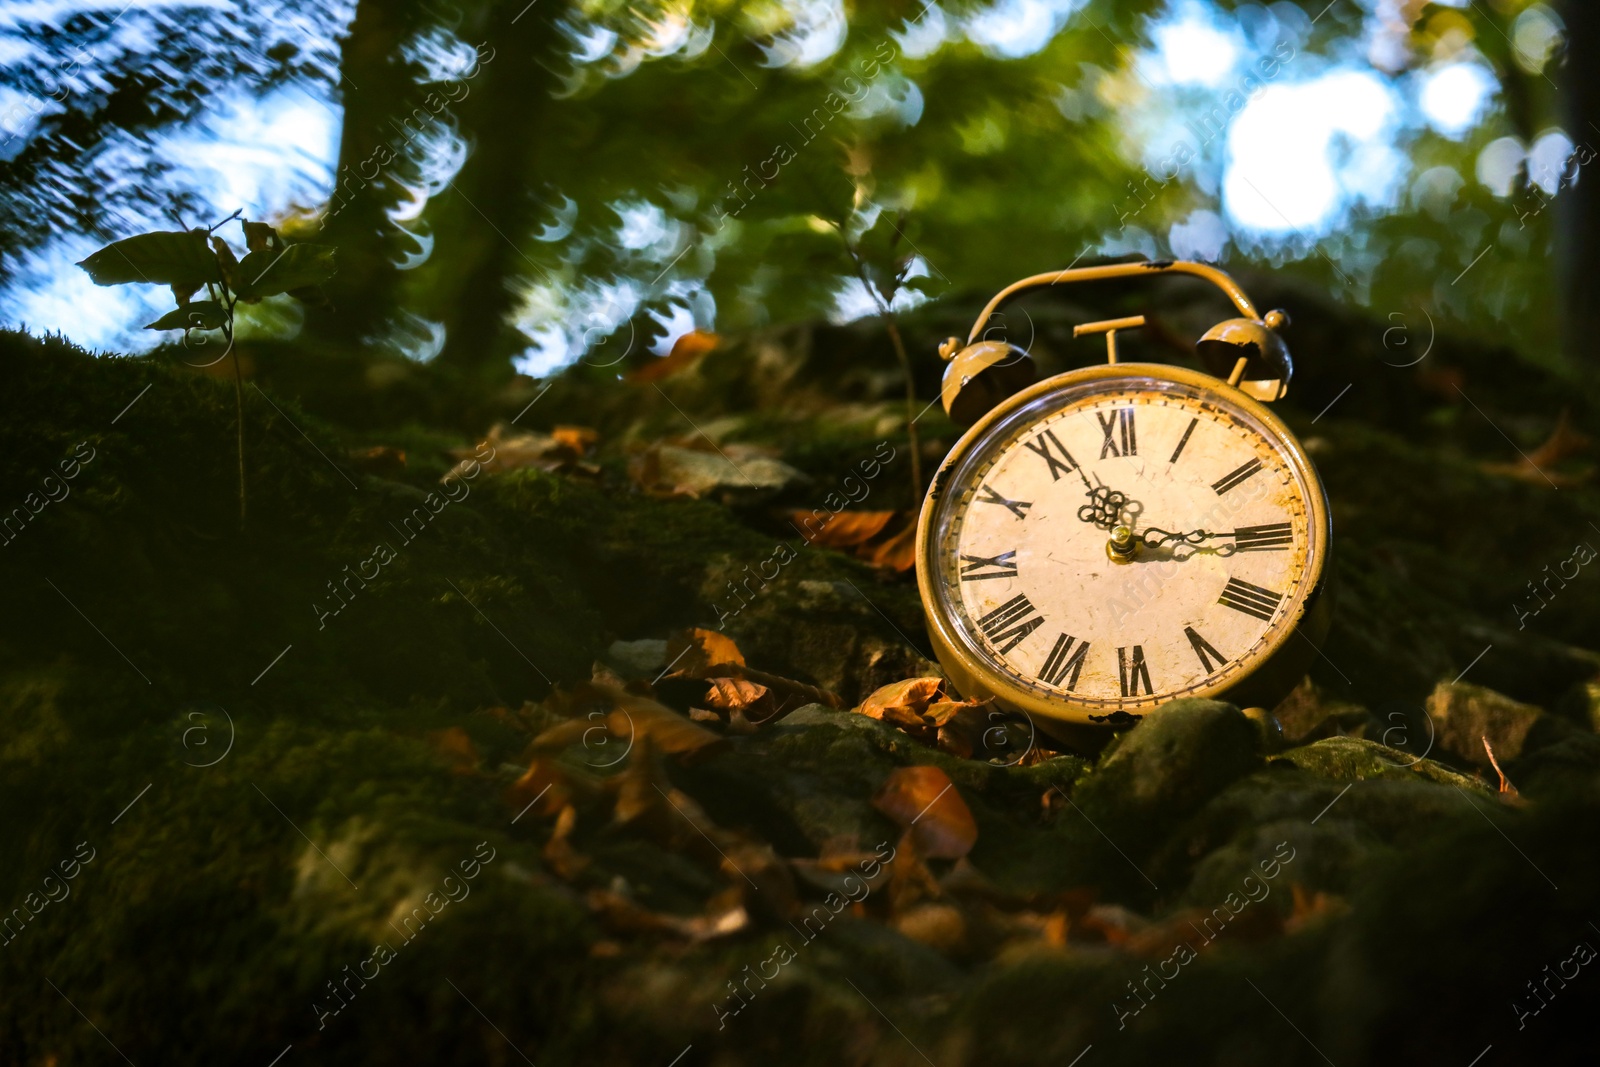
<box><xmin>1168</xmin><ymin>209</ymin><xmax>1228</xmax><ymax>261</ymax></box>
<box><xmin>1512</xmin><ymin>4</ymin><xmax>1564</xmax><ymax>75</ymax></box>
<box><xmin>828</xmin><ymin>256</ymin><xmax>929</xmax><ymax>324</ymax></box>
<box><xmin>1527</xmin><ymin>128</ymin><xmax>1574</xmax><ymax>195</ymax></box>
<box><xmin>648</xmin><ymin>301</ymin><xmax>696</xmax><ymax>355</ymax></box>
<box><xmin>1224</xmin><ymin>70</ymin><xmax>1400</xmax><ymax>233</ymax></box>
<box><xmin>1476</xmin><ymin>135</ymin><xmax>1525</xmax><ymax>198</ymax></box>
<box><xmin>1419</xmin><ymin>62</ymin><xmax>1495</xmax><ymax>138</ymax></box>
<box><xmin>893</xmin><ymin>4</ymin><xmax>948</xmax><ymax>59</ymax></box>
<box><xmin>757</xmin><ymin>0</ymin><xmax>847</xmax><ymax>69</ymax></box>
<box><xmin>963</xmin><ymin>0</ymin><xmax>1086</xmax><ymax>60</ymax></box>
<box><xmin>1148</xmin><ymin>4</ymin><xmax>1239</xmax><ymax>87</ymax></box>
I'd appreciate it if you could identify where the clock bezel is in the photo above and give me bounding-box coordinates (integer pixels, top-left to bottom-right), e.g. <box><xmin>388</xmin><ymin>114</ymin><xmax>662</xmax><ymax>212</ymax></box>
<box><xmin>915</xmin><ymin>361</ymin><xmax>1331</xmax><ymax>729</ymax></box>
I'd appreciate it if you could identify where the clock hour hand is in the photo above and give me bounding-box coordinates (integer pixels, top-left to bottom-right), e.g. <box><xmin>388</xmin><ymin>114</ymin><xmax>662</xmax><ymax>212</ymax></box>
<box><xmin>1141</xmin><ymin>527</ymin><xmax>1223</xmax><ymax>548</ymax></box>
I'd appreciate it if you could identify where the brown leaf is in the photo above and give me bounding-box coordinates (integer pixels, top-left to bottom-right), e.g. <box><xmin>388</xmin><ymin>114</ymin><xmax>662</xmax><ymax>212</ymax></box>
<box><xmin>891</xmin><ymin>902</ymin><xmax>968</xmax><ymax>954</ymax></box>
<box><xmin>932</xmin><ymin>703</ymin><xmax>988</xmax><ymax>758</ymax></box>
<box><xmin>872</xmin><ymin>766</ymin><xmax>978</xmax><ymax>860</ymax></box>
<box><xmin>789</xmin><ymin>510</ymin><xmax>895</xmax><ymax>548</ymax></box>
<box><xmin>526</xmin><ymin>717</ymin><xmax>593</xmax><ymax>755</ymax></box>
<box><xmin>857</xmin><ymin>677</ymin><xmax>944</xmax><ymax>721</ymax></box>
<box><xmin>505</xmin><ymin>757</ymin><xmax>571</xmax><ymax>820</ymax></box>
<box><xmin>551</xmin><ymin>425</ymin><xmax>598</xmax><ymax>455</ymax></box>
<box><xmin>1285</xmin><ymin>884</ymin><xmax>1348</xmax><ymax>934</ymax></box>
<box><xmin>584</xmin><ymin>884</ymin><xmax>749</xmax><ymax>940</ymax></box>
<box><xmin>446</xmin><ymin>423</ymin><xmax>591</xmax><ymax>479</ymax></box>
<box><xmin>426</xmin><ymin>726</ymin><xmax>479</xmax><ymax>774</ymax></box>
<box><xmin>629</xmin><ymin>329</ymin><xmax>720</xmax><ymax>382</ymax></box>
<box><xmin>1482</xmin><ymin>734</ymin><xmax>1525</xmax><ymax>803</ymax></box>
<box><xmin>628</xmin><ymin>442</ymin><xmax>802</xmax><ymax>497</ymax></box>
<box><xmin>704</xmin><ymin>676</ymin><xmax>776</xmax><ymax>723</ymax></box>
<box><xmin>1481</xmin><ymin>409</ymin><xmax>1591</xmax><ymax>486</ymax></box>
<box><xmin>606</xmin><ymin>694</ymin><xmax>727</xmax><ymax>763</ymax></box>
<box><xmin>666</xmin><ymin>628</ymin><xmax>746</xmax><ymax>676</ymax></box>
<box><xmin>666</xmin><ymin>628</ymin><xmax>841</xmax><ymax>713</ymax></box>
<box><xmin>348</xmin><ymin>445</ymin><xmax>407</xmax><ymax>476</ymax></box>
<box><xmin>863</xmin><ymin>520</ymin><xmax>918</xmax><ymax>572</ymax></box>
<box><xmin>543</xmin><ymin>803</ymin><xmax>588</xmax><ymax>879</ymax></box>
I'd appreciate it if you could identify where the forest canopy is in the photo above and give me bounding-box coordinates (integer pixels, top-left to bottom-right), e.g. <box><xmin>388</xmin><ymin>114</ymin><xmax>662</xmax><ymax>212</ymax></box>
<box><xmin>0</xmin><ymin>1</ymin><xmax>1587</xmax><ymax>375</ymax></box>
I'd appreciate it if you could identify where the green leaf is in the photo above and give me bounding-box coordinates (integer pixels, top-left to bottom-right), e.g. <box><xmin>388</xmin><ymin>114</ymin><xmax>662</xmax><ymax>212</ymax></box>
<box><xmin>235</xmin><ymin>244</ymin><xmax>337</xmax><ymax>299</ymax></box>
<box><xmin>144</xmin><ymin>301</ymin><xmax>227</xmax><ymax>332</ymax></box>
<box><xmin>77</xmin><ymin>230</ymin><xmax>219</xmax><ymax>287</ymax></box>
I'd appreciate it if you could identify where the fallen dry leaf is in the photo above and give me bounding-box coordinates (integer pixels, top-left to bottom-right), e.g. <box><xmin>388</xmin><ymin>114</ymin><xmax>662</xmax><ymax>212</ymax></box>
<box><xmin>551</xmin><ymin>425</ymin><xmax>599</xmax><ymax>454</ymax></box>
<box><xmin>426</xmin><ymin>726</ymin><xmax>479</xmax><ymax>774</ymax></box>
<box><xmin>1482</xmin><ymin>734</ymin><xmax>1526</xmax><ymax>804</ymax></box>
<box><xmin>667</xmin><ymin>628</ymin><xmax>746</xmax><ymax>675</ymax></box>
<box><xmin>863</xmin><ymin>520</ymin><xmax>917</xmax><ymax>572</ymax></box>
<box><xmin>349</xmin><ymin>445</ymin><xmax>407</xmax><ymax>476</ymax></box>
<box><xmin>544</xmin><ymin>803</ymin><xmax>588</xmax><ymax>879</ymax></box>
<box><xmin>1481</xmin><ymin>409</ymin><xmax>1591</xmax><ymax>486</ymax></box>
<box><xmin>857</xmin><ymin>677</ymin><xmax>944</xmax><ymax>721</ymax></box>
<box><xmin>505</xmin><ymin>756</ymin><xmax>574</xmax><ymax>820</ymax></box>
<box><xmin>873</xmin><ymin>766</ymin><xmax>978</xmax><ymax>860</ymax></box>
<box><xmin>1284</xmin><ymin>884</ymin><xmax>1349</xmax><ymax>934</ymax></box>
<box><xmin>446</xmin><ymin>422</ymin><xmax>597</xmax><ymax>479</ymax></box>
<box><xmin>666</xmin><ymin>628</ymin><xmax>841</xmax><ymax>714</ymax></box>
<box><xmin>585</xmin><ymin>885</ymin><xmax>750</xmax><ymax>941</ymax></box>
<box><xmin>629</xmin><ymin>329</ymin><xmax>720</xmax><ymax>383</ymax></box>
<box><xmin>704</xmin><ymin>676</ymin><xmax>776</xmax><ymax>724</ymax></box>
<box><xmin>789</xmin><ymin>510</ymin><xmax>896</xmax><ymax>548</ymax></box>
<box><xmin>628</xmin><ymin>442</ymin><xmax>803</xmax><ymax>498</ymax></box>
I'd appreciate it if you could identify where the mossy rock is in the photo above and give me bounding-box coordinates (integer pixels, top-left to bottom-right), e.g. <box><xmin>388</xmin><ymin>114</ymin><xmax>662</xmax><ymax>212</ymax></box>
<box><xmin>1277</xmin><ymin>735</ymin><xmax>1486</xmax><ymax>788</ymax></box>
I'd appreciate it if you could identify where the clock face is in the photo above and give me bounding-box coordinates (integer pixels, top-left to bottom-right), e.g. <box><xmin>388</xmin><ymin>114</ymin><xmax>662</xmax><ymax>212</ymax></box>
<box><xmin>925</xmin><ymin>372</ymin><xmax>1323</xmax><ymax>717</ymax></box>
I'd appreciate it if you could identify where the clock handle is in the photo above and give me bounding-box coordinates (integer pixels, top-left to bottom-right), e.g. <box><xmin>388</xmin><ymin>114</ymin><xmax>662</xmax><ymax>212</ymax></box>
<box><xmin>958</xmin><ymin>260</ymin><xmax>1259</xmax><ymax>348</ymax></box>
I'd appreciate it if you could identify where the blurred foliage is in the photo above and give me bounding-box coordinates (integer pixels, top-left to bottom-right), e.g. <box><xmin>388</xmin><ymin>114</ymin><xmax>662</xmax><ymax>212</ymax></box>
<box><xmin>0</xmin><ymin>0</ymin><xmax>1587</xmax><ymax>381</ymax></box>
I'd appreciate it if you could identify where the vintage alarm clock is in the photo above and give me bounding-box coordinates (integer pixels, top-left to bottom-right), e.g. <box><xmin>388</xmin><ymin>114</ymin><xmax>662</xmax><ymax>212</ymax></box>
<box><xmin>914</xmin><ymin>260</ymin><xmax>1330</xmax><ymax>735</ymax></box>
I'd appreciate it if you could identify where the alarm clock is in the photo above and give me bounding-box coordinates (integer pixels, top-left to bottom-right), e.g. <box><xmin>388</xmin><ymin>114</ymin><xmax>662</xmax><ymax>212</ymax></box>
<box><xmin>914</xmin><ymin>260</ymin><xmax>1330</xmax><ymax>735</ymax></box>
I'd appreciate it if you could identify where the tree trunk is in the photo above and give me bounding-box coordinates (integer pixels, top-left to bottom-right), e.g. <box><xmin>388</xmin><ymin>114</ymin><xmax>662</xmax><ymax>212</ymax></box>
<box><xmin>308</xmin><ymin>0</ymin><xmax>431</xmax><ymax>346</ymax></box>
<box><xmin>424</xmin><ymin>2</ymin><xmax>563</xmax><ymax>378</ymax></box>
<box><xmin>1558</xmin><ymin>0</ymin><xmax>1600</xmax><ymax>370</ymax></box>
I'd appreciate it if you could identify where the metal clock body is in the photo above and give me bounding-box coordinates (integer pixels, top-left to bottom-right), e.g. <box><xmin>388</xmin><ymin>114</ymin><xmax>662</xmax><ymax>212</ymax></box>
<box><xmin>914</xmin><ymin>261</ymin><xmax>1331</xmax><ymax>732</ymax></box>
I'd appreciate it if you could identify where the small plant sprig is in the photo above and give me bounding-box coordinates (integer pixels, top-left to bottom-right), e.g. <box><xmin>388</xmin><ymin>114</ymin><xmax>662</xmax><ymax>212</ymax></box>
<box><xmin>78</xmin><ymin>212</ymin><xmax>336</xmax><ymax>526</ymax></box>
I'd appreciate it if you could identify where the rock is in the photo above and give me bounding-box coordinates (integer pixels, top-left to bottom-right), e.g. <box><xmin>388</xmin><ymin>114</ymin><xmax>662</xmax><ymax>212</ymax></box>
<box><xmin>1270</xmin><ymin>676</ymin><xmax>1369</xmax><ymax>744</ymax></box>
<box><xmin>1276</xmin><ymin>735</ymin><xmax>1483</xmax><ymax>788</ymax></box>
<box><xmin>606</xmin><ymin>638</ymin><xmax>668</xmax><ymax>678</ymax></box>
<box><xmin>1240</xmin><ymin>706</ymin><xmax>1284</xmax><ymax>751</ymax></box>
<box><xmin>1425</xmin><ymin>681</ymin><xmax>1573</xmax><ymax>769</ymax></box>
<box><xmin>1508</xmin><ymin>732</ymin><xmax>1600</xmax><ymax>800</ymax></box>
<box><xmin>1074</xmin><ymin>699</ymin><xmax>1261</xmax><ymax>835</ymax></box>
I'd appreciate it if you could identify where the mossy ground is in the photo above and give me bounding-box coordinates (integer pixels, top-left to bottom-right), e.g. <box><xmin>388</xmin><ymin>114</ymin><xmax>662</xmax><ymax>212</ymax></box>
<box><xmin>2</xmin><ymin>278</ymin><xmax>1599</xmax><ymax>1066</ymax></box>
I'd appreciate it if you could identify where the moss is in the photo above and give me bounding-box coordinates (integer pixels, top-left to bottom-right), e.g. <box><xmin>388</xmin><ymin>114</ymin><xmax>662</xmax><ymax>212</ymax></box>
<box><xmin>1276</xmin><ymin>736</ymin><xmax>1485</xmax><ymax>788</ymax></box>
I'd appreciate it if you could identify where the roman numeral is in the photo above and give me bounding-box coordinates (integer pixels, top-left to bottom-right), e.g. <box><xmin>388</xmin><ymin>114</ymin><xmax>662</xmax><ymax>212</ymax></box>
<box><xmin>1212</xmin><ymin>457</ymin><xmax>1263</xmax><ymax>495</ymax></box>
<box><xmin>1039</xmin><ymin>632</ymin><xmax>1090</xmax><ymax>690</ymax></box>
<box><xmin>1233</xmin><ymin>522</ymin><xmax>1293</xmax><ymax>552</ymax></box>
<box><xmin>1170</xmin><ymin>416</ymin><xmax>1198</xmax><ymax>463</ymax></box>
<box><xmin>1185</xmin><ymin>626</ymin><xmax>1225</xmax><ymax>673</ymax></box>
<box><xmin>960</xmin><ymin>550</ymin><xmax>1018</xmax><ymax>581</ymax></box>
<box><xmin>1023</xmin><ymin>428</ymin><xmax>1079</xmax><ymax>481</ymax></box>
<box><xmin>1117</xmin><ymin>645</ymin><xmax>1153</xmax><ymax>697</ymax></box>
<box><xmin>977</xmin><ymin>594</ymin><xmax>1045</xmax><ymax>654</ymax></box>
<box><xmin>977</xmin><ymin>484</ymin><xmax>1032</xmax><ymax>521</ymax></box>
<box><xmin>1098</xmin><ymin>408</ymin><xmax>1136</xmax><ymax>458</ymax></box>
<box><xmin>1217</xmin><ymin>577</ymin><xmax>1283</xmax><ymax>622</ymax></box>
